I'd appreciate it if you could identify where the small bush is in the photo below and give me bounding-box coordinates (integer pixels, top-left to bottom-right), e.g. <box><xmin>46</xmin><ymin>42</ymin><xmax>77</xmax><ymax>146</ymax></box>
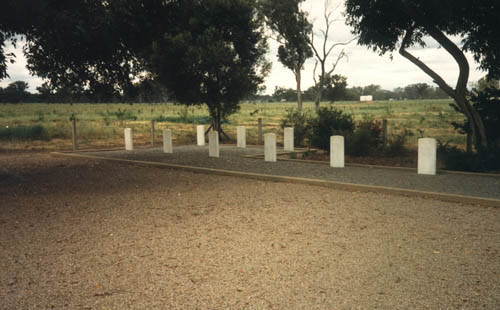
<box><xmin>154</xmin><ymin>114</ymin><xmax>169</xmax><ymax>122</ymax></box>
<box><xmin>309</xmin><ymin>107</ymin><xmax>354</xmax><ymax>152</ymax></box>
<box><xmin>384</xmin><ymin>129</ymin><xmax>412</xmax><ymax>157</ymax></box>
<box><xmin>347</xmin><ymin>119</ymin><xmax>383</xmax><ymax>156</ymax></box>
<box><xmin>0</xmin><ymin>125</ymin><xmax>47</xmax><ymax>141</ymax></box>
<box><xmin>115</xmin><ymin>109</ymin><xmax>137</xmax><ymax>125</ymax></box>
<box><xmin>280</xmin><ymin>108</ymin><xmax>313</xmax><ymax>147</ymax></box>
<box><xmin>438</xmin><ymin>144</ymin><xmax>500</xmax><ymax>172</ymax></box>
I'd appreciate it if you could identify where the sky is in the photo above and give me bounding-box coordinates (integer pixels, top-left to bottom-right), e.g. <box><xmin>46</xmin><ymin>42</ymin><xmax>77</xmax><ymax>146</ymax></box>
<box><xmin>0</xmin><ymin>0</ymin><xmax>486</xmax><ymax>94</ymax></box>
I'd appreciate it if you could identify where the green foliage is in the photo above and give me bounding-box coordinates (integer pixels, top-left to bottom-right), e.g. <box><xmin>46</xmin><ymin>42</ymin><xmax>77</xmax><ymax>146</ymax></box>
<box><xmin>309</xmin><ymin>107</ymin><xmax>355</xmax><ymax>152</ymax></box>
<box><xmin>260</xmin><ymin>0</ymin><xmax>312</xmax><ymax>105</ymax></box>
<box><xmin>384</xmin><ymin>130</ymin><xmax>412</xmax><ymax>157</ymax></box>
<box><xmin>149</xmin><ymin>0</ymin><xmax>269</xmax><ymax>135</ymax></box>
<box><xmin>451</xmin><ymin>87</ymin><xmax>500</xmax><ymax>151</ymax></box>
<box><xmin>347</xmin><ymin>119</ymin><xmax>383</xmax><ymax>156</ymax></box>
<box><xmin>280</xmin><ymin>108</ymin><xmax>312</xmax><ymax>147</ymax></box>
<box><xmin>438</xmin><ymin>143</ymin><xmax>500</xmax><ymax>172</ymax></box>
<box><xmin>345</xmin><ymin>0</ymin><xmax>500</xmax><ymax>79</ymax></box>
<box><xmin>114</xmin><ymin>109</ymin><xmax>137</xmax><ymax>126</ymax></box>
<box><xmin>0</xmin><ymin>125</ymin><xmax>47</xmax><ymax>141</ymax></box>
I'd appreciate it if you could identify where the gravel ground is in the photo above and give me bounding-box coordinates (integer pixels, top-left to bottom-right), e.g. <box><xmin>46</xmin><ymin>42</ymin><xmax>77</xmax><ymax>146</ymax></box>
<box><xmin>84</xmin><ymin>145</ymin><xmax>500</xmax><ymax>200</ymax></box>
<box><xmin>1</xmin><ymin>152</ymin><xmax>500</xmax><ymax>309</ymax></box>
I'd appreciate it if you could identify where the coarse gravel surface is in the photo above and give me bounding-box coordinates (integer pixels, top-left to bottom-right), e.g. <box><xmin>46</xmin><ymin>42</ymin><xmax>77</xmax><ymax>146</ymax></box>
<box><xmin>83</xmin><ymin>145</ymin><xmax>500</xmax><ymax>200</ymax></box>
<box><xmin>1</xmin><ymin>152</ymin><xmax>500</xmax><ymax>309</ymax></box>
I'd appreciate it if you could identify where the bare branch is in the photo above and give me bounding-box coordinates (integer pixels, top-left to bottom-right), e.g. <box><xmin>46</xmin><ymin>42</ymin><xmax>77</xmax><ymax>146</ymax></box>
<box><xmin>325</xmin><ymin>37</ymin><xmax>357</xmax><ymax>58</ymax></box>
<box><xmin>327</xmin><ymin>49</ymin><xmax>347</xmax><ymax>76</ymax></box>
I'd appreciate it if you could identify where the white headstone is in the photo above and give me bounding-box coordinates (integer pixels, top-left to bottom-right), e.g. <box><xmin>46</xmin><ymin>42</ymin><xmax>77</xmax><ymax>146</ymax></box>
<box><xmin>163</xmin><ymin>129</ymin><xmax>173</xmax><ymax>153</ymax></box>
<box><xmin>418</xmin><ymin>138</ymin><xmax>437</xmax><ymax>175</ymax></box>
<box><xmin>330</xmin><ymin>135</ymin><xmax>344</xmax><ymax>168</ymax></box>
<box><xmin>284</xmin><ymin>127</ymin><xmax>294</xmax><ymax>151</ymax></box>
<box><xmin>209</xmin><ymin>131</ymin><xmax>219</xmax><ymax>158</ymax></box>
<box><xmin>264</xmin><ymin>133</ymin><xmax>277</xmax><ymax>162</ymax></box>
<box><xmin>237</xmin><ymin>126</ymin><xmax>246</xmax><ymax>148</ymax></box>
<box><xmin>197</xmin><ymin>125</ymin><xmax>205</xmax><ymax>146</ymax></box>
<box><xmin>124</xmin><ymin>128</ymin><xmax>133</xmax><ymax>151</ymax></box>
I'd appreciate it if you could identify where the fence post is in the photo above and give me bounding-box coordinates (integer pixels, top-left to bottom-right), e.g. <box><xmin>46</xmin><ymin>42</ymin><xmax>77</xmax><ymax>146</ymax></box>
<box><xmin>258</xmin><ymin>117</ymin><xmax>263</xmax><ymax>145</ymax></box>
<box><xmin>151</xmin><ymin>120</ymin><xmax>155</xmax><ymax>147</ymax></box>
<box><xmin>72</xmin><ymin>118</ymin><xmax>78</xmax><ymax>151</ymax></box>
<box><xmin>382</xmin><ymin>119</ymin><xmax>388</xmax><ymax>148</ymax></box>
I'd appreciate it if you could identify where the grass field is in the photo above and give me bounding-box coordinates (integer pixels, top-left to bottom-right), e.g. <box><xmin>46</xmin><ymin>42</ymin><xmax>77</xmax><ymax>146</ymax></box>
<box><xmin>0</xmin><ymin>99</ymin><xmax>466</xmax><ymax>151</ymax></box>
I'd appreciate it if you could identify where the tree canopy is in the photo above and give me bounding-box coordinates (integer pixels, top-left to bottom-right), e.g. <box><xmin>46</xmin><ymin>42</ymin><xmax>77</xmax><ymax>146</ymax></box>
<box><xmin>345</xmin><ymin>0</ymin><xmax>500</xmax><ymax>151</ymax></box>
<box><xmin>260</xmin><ymin>0</ymin><xmax>313</xmax><ymax>110</ymax></box>
<box><xmin>148</xmin><ymin>0</ymin><xmax>269</xmax><ymax>135</ymax></box>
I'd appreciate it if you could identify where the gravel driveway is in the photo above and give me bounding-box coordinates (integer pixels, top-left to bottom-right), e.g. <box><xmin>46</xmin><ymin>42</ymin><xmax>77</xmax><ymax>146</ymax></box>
<box><xmin>1</xmin><ymin>152</ymin><xmax>499</xmax><ymax>309</ymax></box>
<box><xmin>84</xmin><ymin>145</ymin><xmax>500</xmax><ymax>200</ymax></box>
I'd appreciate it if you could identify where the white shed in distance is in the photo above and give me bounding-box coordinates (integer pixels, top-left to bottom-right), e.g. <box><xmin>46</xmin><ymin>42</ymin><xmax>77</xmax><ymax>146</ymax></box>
<box><xmin>360</xmin><ymin>95</ymin><xmax>373</xmax><ymax>102</ymax></box>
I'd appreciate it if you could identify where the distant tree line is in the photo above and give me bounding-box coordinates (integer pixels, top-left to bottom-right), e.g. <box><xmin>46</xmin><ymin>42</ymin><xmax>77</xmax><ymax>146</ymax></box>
<box><xmin>1</xmin><ymin>78</ymin><xmax>451</xmax><ymax>104</ymax></box>
<box><xmin>0</xmin><ymin>79</ymin><xmax>170</xmax><ymax>103</ymax></box>
<box><xmin>270</xmin><ymin>79</ymin><xmax>449</xmax><ymax>102</ymax></box>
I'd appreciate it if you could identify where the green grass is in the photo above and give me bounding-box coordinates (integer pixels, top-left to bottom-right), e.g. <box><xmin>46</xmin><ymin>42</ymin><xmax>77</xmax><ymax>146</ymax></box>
<box><xmin>0</xmin><ymin>99</ymin><xmax>467</xmax><ymax>150</ymax></box>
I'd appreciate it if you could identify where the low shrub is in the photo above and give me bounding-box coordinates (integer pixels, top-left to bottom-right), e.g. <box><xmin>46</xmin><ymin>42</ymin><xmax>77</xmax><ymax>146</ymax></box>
<box><xmin>280</xmin><ymin>108</ymin><xmax>313</xmax><ymax>147</ymax></box>
<box><xmin>347</xmin><ymin>119</ymin><xmax>383</xmax><ymax>156</ymax></box>
<box><xmin>384</xmin><ymin>129</ymin><xmax>412</xmax><ymax>157</ymax></box>
<box><xmin>309</xmin><ymin>107</ymin><xmax>354</xmax><ymax>152</ymax></box>
<box><xmin>438</xmin><ymin>143</ymin><xmax>500</xmax><ymax>172</ymax></box>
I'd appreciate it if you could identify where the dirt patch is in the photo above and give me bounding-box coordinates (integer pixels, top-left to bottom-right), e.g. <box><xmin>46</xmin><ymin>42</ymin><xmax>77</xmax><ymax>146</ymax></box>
<box><xmin>1</xmin><ymin>152</ymin><xmax>499</xmax><ymax>309</ymax></box>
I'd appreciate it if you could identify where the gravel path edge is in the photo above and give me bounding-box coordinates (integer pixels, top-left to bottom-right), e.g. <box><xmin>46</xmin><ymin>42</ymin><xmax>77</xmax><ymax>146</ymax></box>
<box><xmin>51</xmin><ymin>151</ymin><xmax>500</xmax><ymax>208</ymax></box>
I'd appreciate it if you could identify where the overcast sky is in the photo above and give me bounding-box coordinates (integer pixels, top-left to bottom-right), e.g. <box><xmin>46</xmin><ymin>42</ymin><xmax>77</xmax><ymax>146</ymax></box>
<box><xmin>0</xmin><ymin>0</ymin><xmax>486</xmax><ymax>94</ymax></box>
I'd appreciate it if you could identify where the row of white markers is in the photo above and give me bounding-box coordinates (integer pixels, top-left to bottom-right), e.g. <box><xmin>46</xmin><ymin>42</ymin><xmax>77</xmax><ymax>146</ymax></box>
<box><xmin>123</xmin><ymin>125</ymin><xmax>438</xmax><ymax>176</ymax></box>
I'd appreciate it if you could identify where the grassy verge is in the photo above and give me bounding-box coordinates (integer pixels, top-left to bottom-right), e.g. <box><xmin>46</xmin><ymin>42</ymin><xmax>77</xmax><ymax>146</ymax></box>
<box><xmin>0</xmin><ymin>99</ymin><xmax>466</xmax><ymax>151</ymax></box>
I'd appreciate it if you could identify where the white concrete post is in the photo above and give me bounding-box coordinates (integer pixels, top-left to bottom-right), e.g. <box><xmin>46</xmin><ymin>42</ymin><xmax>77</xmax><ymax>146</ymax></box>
<box><xmin>330</xmin><ymin>136</ymin><xmax>344</xmax><ymax>168</ymax></box>
<box><xmin>418</xmin><ymin>138</ymin><xmax>437</xmax><ymax>175</ymax></box>
<box><xmin>237</xmin><ymin>126</ymin><xmax>246</xmax><ymax>148</ymax></box>
<box><xmin>284</xmin><ymin>127</ymin><xmax>294</xmax><ymax>151</ymax></box>
<box><xmin>124</xmin><ymin>128</ymin><xmax>133</xmax><ymax>151</ymax></box>
<box><xmin>264</xmin><ymin>133</ymin><xmax>276</xmax><ymax>162</ymax></box>
<box><xmin>209</xmin><ymin>131</ymin><xmax>219</xmax><ymax>158</ymax></box>
<box><xmin>197</xmin><ymin>125</ymin><xmax>205</xmax><ymax>146</ymax></box>
<box><xmin>163</xmin><ymin>129</ymin><xmax>173</xmax><ymax>154</ymax></box>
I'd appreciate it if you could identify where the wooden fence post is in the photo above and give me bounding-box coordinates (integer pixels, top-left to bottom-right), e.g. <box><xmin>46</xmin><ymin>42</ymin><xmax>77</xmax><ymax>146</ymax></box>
<box><xmin>382</xmin><ymin>119</ymin><xmax>388</xmax><ymax>148</ymax></box>
<box><xmin>72</xmin><ymin>118</ymin><xmax>78</xmax><ymax>151</ymax></box>
<box><xmin>258</xmin><ymin>117</ymin><xmax>263</xmax><ymax>145</ymax></box>
<box><xmin>151</xmin><ymin>120</ymin><xmax>155</xmax><ymax>147</ymax></box>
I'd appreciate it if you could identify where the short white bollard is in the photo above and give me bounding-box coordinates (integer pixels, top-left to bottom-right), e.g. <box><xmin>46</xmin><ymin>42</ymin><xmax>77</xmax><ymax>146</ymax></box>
<box><xmin>209</xmin><ymin>131</ymin><xmax>219</xmax><ymax>158</ymax></box>
<box><xmin>197</xmin><ymin>125</ymin><xmax>205</xmax><ymax>146</ymax></box>
<box><xmin>284</xmin><ymin>127</ymin><xmax>294</xmax><ymax>151</ymax></box>
<box><xmin>163</xmin><ymin>129</ymin><xmax>173</xmax><ymax>154</ymax></box>
<box><xmin>124</xmin><ymin>128</ymin><xmax>133</xmax><ymax>151</ymax></box>
<box><xmin>418</xmin><ymin>138</ymin><xmax>437</xmax><ymax>175</ymax></box>
<box><xmin>264</xmin><ymin>133</ymin><xmax>276</xmax><ymax>162</ymax></box>
<box><xmin>237</xmin><ymin>126</ymin><xmax>246</xmax><ymax>148</ymax></box>
<box><xmin>330</xmin><ymin>136</ymin><xmax>344</xmax><ymax>168</ymax></box>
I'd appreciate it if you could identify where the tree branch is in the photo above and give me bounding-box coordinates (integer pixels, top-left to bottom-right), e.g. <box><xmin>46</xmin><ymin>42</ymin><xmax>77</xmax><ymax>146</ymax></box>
<box><xmin>399</xmin><ymin>27</ymin><xmax>456</xmax><ymax>99</ymax></box>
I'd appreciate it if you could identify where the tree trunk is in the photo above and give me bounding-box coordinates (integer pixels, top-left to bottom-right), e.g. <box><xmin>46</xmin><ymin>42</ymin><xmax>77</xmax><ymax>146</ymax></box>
<box><xmin>295</xmin><ymin>68</ymin><xmax>303</xmax><ymax>111</ymax></box>
<box><xmin>399</xmin><ymin>26</ymin><xmax>488</xmax><ymax>153</ymax></box>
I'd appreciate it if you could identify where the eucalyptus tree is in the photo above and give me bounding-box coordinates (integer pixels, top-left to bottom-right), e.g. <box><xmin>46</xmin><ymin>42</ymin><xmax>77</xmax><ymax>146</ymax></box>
<box><xmin>260</xmin><ymin>0</ymin><xmax>312</xmax><ymax>110</ymax></box>
<box><xmin>345</xmin><ymin>0</ymin><xmax>500</xmax><ymax>151</ymax></box>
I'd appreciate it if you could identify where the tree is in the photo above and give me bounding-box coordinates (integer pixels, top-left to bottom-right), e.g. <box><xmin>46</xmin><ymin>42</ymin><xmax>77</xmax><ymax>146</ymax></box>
<box><xmin>273</xmin><ymin>87</ymin><xmax>298</xmax><ymax>102</ymax></box>
<box><xmin>404</xmin><ymin>83</ymin><xmax>430</xmax><ymax>100</ymax></box>
<box><xmin>322</xmin><ymin>74</ymin><xmax>348</xmax><ymax>102</ymax></box>
<box><xmin>309</xmin><ymin>0</ymin><xmax>355</xmax><ymax>112</ymax></box>
<box><xmin>0</xmin><ymin>81</ymin><xmax>31</xmax><ymax>103</ymax></box>
<box><xmin>148</xmin><ymin>0</ymin><xmax>269</xmax><ymax>139</ymax></box>
<box><xmin>1</xmin><ymin>0</ymin><xmax>171</xmax><ymax>92</ymax></box>
<box><xmin>260</xmin><ymin>0</ymin><xmax>312</xmax><ymax>110</ymax></box>
<box><xmin>345</xmin><ymin>0</ymin><xmax>500</xmax><ymax>152</ymax></box>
